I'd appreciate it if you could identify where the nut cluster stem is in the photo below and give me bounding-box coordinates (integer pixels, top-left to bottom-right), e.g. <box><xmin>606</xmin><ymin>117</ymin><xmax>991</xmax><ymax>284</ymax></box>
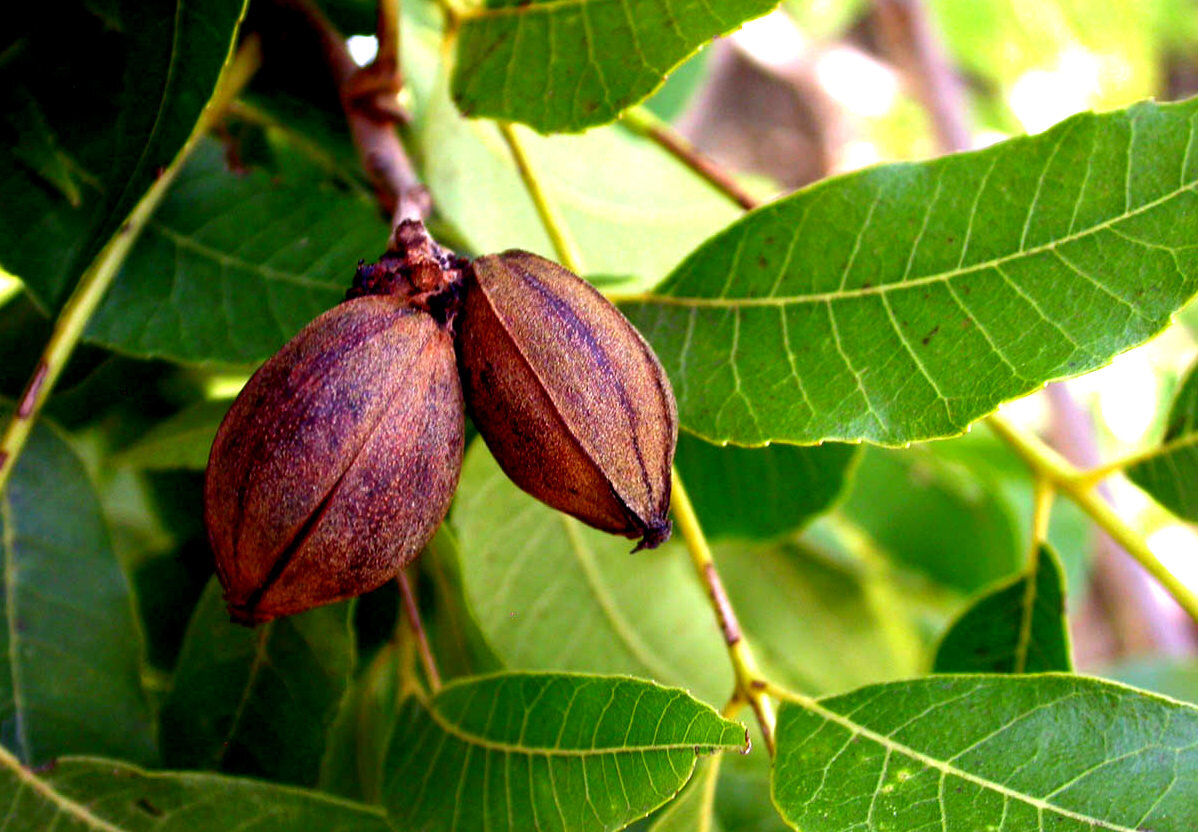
<box><xmin>671</xmin><ymin>469</ymin><xmax>776</xmax><ymax>754</ymax></box>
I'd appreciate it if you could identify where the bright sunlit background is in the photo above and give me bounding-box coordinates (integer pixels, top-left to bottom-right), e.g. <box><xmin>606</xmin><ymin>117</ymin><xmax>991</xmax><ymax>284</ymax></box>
<box><xmin>724</xmin><ymin>0</ymin><xmax>1198</xmax><ymax>610</ymax></box>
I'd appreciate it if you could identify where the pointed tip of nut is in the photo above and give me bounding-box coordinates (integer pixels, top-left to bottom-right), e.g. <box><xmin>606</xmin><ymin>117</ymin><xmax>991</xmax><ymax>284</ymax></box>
<box><xmin>226</xmin><ymin>599</ymin><xmax>271</xmax><ymax>627</ymax></box>
<box><xmin>632</xmin><ymin>519</ymin><xmax>672</xmax><ymax>552</ymax></box>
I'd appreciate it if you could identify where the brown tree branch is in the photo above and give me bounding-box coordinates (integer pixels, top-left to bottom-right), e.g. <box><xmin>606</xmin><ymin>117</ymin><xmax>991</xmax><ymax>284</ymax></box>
<box><xmin>873</xmin><ymin>0</ymin><xmax>971</xmax><ymax>154</ymax></box>
<box><xmin>282</xmin><ymin>0</ymin><xmax>429</xmax><ymax>237</ymax></box>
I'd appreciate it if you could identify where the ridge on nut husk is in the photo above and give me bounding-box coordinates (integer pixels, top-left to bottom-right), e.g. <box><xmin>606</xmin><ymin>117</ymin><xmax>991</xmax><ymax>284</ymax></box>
<box><xmin>204</xmin><ymin>220</ymin><xmax>465</xmax><ymax>625</ymax></box>
<box><xmin>457</xmin><ymin>249</ymin><xmax>678</xmax><ymax>551</ymax></box>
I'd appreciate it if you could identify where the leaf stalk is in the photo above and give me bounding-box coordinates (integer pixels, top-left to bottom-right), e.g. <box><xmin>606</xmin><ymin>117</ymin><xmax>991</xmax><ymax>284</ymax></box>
<box><xmin>497</xmin><ymin>122</ymin><xmax>586</xmax><ymax>274</ymax></box>
<box><xmin>986</xmin><ymin>414</ymin><xmax>1198</xmax><ymax>624</ymax></box>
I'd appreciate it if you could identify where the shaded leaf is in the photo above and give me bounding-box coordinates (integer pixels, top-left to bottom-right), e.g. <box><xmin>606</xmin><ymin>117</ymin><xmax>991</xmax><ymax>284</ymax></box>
<box><xmin>714</xmin><ymin>722</ymin><xmax>789</xmax><ymax>832</ymax></box>
<box><xmin>382</xmin><ymin>673</ymin><xmax>746</xmax><ymax>830</ymax></box>
<box><xmin>1127</xmin><ymin>357</ymin><xmax>1198</xmax><ymax>521</ymax></box>
<box><xmin>159</xmin><ymin>579</ymin><xmax>354</xmax><ymax>786</ymax></box>
<box><xmin>321</xmin><ymin>641</ymin><xmax>408</xmax><ymax>803</ymax></box>
<box><xmin>116</xmin><ymin>399</ymin><xmax>229</xmax><ymax>470</ymax></box>
<box><xmin>624</xmin><ymin>99</ymin><xmax>1198</xmax><ymax>445</ymax></box>
<box><xmin>675</xmin><ymin>435</ymin><xmax>859</xmax><ymax>540</ymax></box>
<box><xmin>421</xmin><ymin>526</ymin><xmax>505</xmax><ymax>681</ymax></box>
<box><xmin>451</xmin><ymin>443</ymin><xmax>732</xmax><ymax>705</ymax></box>
<box><xmin>772</xmin><ymin>675</ymin><xmax>1198</xmax><ymax>831</ymax></box>
<box><xmin>840</xmin><ymin>446</ymin><xmax>1024</xmax><ymax>593</ymax></box>
<box><xmin>648</xmin><ymin>756</ymin><xmax>724</xmax><ymax>832</ymax></box>
<box><xmin>0</xmin><ymin>747</ymin><xmax>392</xmax><ymax>831</ymax></box>
<box><xmin>931</xmin><ymin>429</ymin><xmax>1093</xmax><ymax>604</ymax></box>
<box><xmin>450</xmin><ymin>0</ymin><xmax>777</xmax><ymax>133</ymax></box>
<box><xmin>933</xmin><ymin>543</ymin><xmax>1072</xmax><ymax>673</ymax></box>
<box><xmin>405</xmin><ymin>14</ymin><xmax>742</xmax><ymax>287</ymax></box>
<box><xmin>85</xmin><ymin>137</ymin><xmax>384</xmax><ymax>365</ymax></box>
<box><xmin>0</xmin><ymin>406</ymin><xmax>155</xmax><ymax>766</ymax></box>
<box><xmin>719</xmin><ymin>540</ymin><xmax>921</xmax><ymax>695</ymax></box>
<box><xmin>0</xmin><ymin>0</ymin><xmax>246</xmax><ymax>310</ymax></box>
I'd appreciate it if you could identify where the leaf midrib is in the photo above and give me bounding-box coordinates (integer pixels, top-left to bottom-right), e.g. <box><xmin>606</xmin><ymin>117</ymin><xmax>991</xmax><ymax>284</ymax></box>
<box><xmin>561</xmin><ymin>518</ymin><xmax>688</xmax><ymax>686</ymax></box>
<box><xmin>0</xmin><ymin>490</ymin><xmax>29</xmax><ymax>764</ymax></box>
<box><xmin>146</xmin><ymin>221</ymin><xmax>343</xmax><ymax>291</ymax></box>
<box><xmin>778</xmin><ymin>688</ymin><xmax>1150</xmax><ymax>832</ymax></box>
<box><xmin>420</xmin><ymin>690</ymin><xmax>737</xmax><ymax>758</ymax></box>
<box><xmin>628</xmin><ymin>181</ymin><xmax>1198</xmax><ymax>308</ymax></box>
<box><xmin>0</xmin><ymin>745</ymin><xmax>125</xmax><ymax>832</ymax></box>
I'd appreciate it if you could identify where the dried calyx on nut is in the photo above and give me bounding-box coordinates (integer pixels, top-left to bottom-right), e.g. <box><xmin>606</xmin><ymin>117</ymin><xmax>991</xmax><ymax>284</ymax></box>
<box><xmin>205</xmin><ymin>221</ymin><xmax>466</xmax><ymax>625</ymax></box>
<box><xmin>457</xmin><ymin>250</ymin><xmax>678</xmax><ymax>550</ymax></box>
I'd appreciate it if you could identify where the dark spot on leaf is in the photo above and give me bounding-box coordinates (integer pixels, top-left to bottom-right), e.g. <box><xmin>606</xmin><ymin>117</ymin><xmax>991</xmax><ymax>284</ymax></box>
<box><xmin>862</xmin><ymin>281</ymin><xmax>872</xmax><ymax>289</ymax></box>
<box><xmin>922</xmin><ymin>325</ymin><xmax>940</xmax><ymax>346</ymax></box>
<box><xmin>961</xmin><ymin>317</ymin><xmax>972</xmax><ymax>328</ymax></box>
<box><xmin>757</xmin><ymin>256</ymin><xmax>768</xmax><ymax>269</ymax></box>
<box><xmin>765</xmin><ymin>236</ymin><xmax>776</xmax><ymax>245</ymax></box>
<box><xmin>946</xmin><ymin>236</ymin><xmax>955</xmax><ymax>244</ymax></box>
<box><xmin>135</xmin><ymin>798</ymin><xmax>164</xmax><ymax>817</ymax></box>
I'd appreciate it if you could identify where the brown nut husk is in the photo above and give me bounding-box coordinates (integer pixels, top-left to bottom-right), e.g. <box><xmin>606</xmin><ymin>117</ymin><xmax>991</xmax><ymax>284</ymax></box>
<box><xmin>205</xmin><ymin>294</ymin><xmax>463</xmax><ymax>625</ymax></box>
<box><xmin>458</xmin><ymin>250</ymin><xmax>678</xmax><ymax>549</ymax></box>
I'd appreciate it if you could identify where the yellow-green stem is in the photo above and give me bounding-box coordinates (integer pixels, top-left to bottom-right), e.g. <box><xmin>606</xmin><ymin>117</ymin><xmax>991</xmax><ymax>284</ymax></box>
<box><xmin>671</xmin><ymin>467</ymin><xmax>777</xmax><ymax>754</ymax></box>
<box><xmin>1031</xmin><ymin>477</ymin><xmax>1054</xmax><ymax>549</ymax></box>
<box><xmin>987</xmin><ymin>414</ymin><xmax>1198</xmax><ymax>624</ymax></box>
<box><xmin>497</xmin><ymin>122</ymin><xmax>585</xmax><ymax>274</ymax></box>
<box><xmin>0</xmin><ymin>38</ymin><xmax>261</xmax><ymax>492</ymax></box>
<box><xmin>1074</xmin><ymin>438</ymin><xmax>1194</xmax><ymax>487</ymax></box>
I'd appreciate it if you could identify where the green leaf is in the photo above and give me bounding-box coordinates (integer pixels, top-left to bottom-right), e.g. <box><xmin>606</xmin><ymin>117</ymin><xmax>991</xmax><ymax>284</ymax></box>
<box><xmin>675</xmin><ymin>436</ymin><xmax>859</xmax><ymax>541</ymax></box>
<box><xmin>451</xmin><ymin>442</ymin><xmax>732</xmax><ymax>705</ymax></box>
<box><xmin>116</xmin><ymin>399</ymin><xmax>228</xmax><ymax>470</ymax></box>
<box><xmin>933</xmin><ymin>543</ymin><xmax>1072</xmax><ymax>673</ymax></box>
<box><xmin>0</xmin><ymin>747</ymin><xmax>392</xmax><ymax>832</ymax></box>
<box><xmin>83</xmin><ymin>137</ymin><xmax>383</xmax><ymax>365</ymax></box>
<box><xmin>0</xmin><ymin>407</ymin><xmax>155</xmax><ymax>766</ymax></box>
<box><xmin>623</xmin><ymin>99</ymin><xmax>1198</xmax><ymax>445</ymax></box>
<box><xmin>159</xmin><ymin>579</ymin><xmax>354</xmax><ymax>786</ymax></box>
<box><xmin>381</xmin><ymin>673</ymin><xmax>746</xmax><ymax>830</ymax></box>
<box><xmin>421</xmin><ymin>526</ymin><xmax>505</xmax><ymax>681</ymax></box>
<box><xmin>840</xmin><ymin>446</ymin><xmax>1024</xmax><ymax>593</ymax></box>
<box><xmin>321</xmin><ymin>641</ymin><xmax>407</xmax><ymax>803</ymax></box>
<box><xmin>772</xmin><ymin>675</ymin><xmax>1198</xmax><ymax>832</ymax></box>
<box><xmin>405</xmin><ymin>16</ymin><xmax>742</xmax><ymax>287</ymax></box>
<box><xmin>928</xmin><ymin>429</ymin><xmax>1094</xmax><ymax>604</ymax></box>
<box><xmin>450</xmin><ymin>0</ymin><xmax>778</xmax><ymax>133</ymax></box>
<box><xmin>718</xmin><ymin>540</ymin><xmax>921</xmax><ymax>695</ymax></box>
<box><xmin>1127</xmin><ymin>358</ymin><xmax>1198</xmax><ymax>521</ymax></box>
<box><xmin>647</xmin><ymin>756</ymin><xmax>724</xmax><ymax>832</ymax></box>
<box><xmin>0</xmin><ymin>0</ymin><xmax>247</xmax><ymax>310</ymax></box>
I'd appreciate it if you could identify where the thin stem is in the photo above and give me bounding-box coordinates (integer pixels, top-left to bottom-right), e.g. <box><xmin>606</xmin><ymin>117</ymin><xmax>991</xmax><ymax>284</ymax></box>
<box><xmin>1076</xmin><ymin>443</ymin><xmax>1176</xmax><ymax>487</ymax></box>
<box><xmin>497</xmin><ymin>122</ymin><xmax>585</xmax><ymax>274</ymax></box>
<box><xmin>622</xmin><ymin>106</ymin><xmax>760</xmax><ymax>211</ymax></box>
<box><xmin>289</xmin><ymin>0</ymin><xmax>429</xmax><ymax>233</ymax></box>
<box><xmin>374</xmin><ymin>0</ymin><xmax>402</xmax><ymax>85</ymax></box>
<box><xmin>987</xmin><ymin>414</ymin><xmax>1198</xmax><ymax>624</ymax></box>
<box><xmin>671</xmin><ymin>467</ymin><xmax>776</xmax><ymax>755</ymax></box>
<box><xmin>396</xmin><ymin>568</ymin><xmax>442</xmax><ymax>692</ymax></box>
<box><xmin>1031</xmin><ymin>477</ymin><xmax>1054</xmax><ymax>548</ymax></box>
<box><xmin>0</xmin><ymin>37</ymin><xmax>261</xmax><ymax>492</ymax></box>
